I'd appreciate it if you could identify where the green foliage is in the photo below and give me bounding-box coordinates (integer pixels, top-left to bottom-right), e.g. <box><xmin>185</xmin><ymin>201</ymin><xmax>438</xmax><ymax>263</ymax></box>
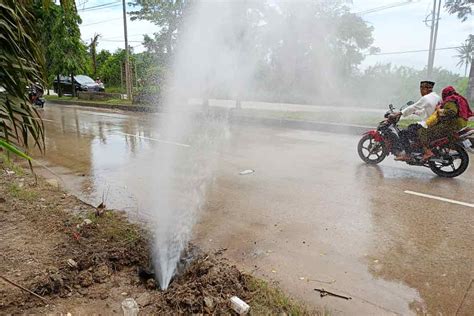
<box><xmin>97</xmin><ymin>49</ymin><xmax>126</xmax><ymax>87</ymax></box>
<box><xmin>350</xmin><ymin>64</ymin><xmax>465</xmax><ymax>106</ymax></box>
<box><xmin>8</xmin><ymin>183</ymin><xmax>39</xmax><ymax>201</ymax></box>
<box><xmin>129</xmin><ymin>0</ymin><xmax>190</xmax><ymax>56</ymax></box>
<box><xmin>0</xmin><ymin>0</ymin><xmax>45</xmax><ymax>158</ymax></box>
<box><xmin>244</xmin><ymin>275</ymin><xmax>318</xmax><ymax>315</ymax></box>
<box><xmin>445</xmin><ymin>0</ymin><xmax>473</xmax><ymax>21</ymax></box>
<box><xmin>456</xmin><ymin>77</ymin><xmax>469</xmax><ymax>95</ymax></box>
<box><xmin>455</xmin><ymin>35</ymin><xmax>473</xmax><ymax>77</ymax></box>
<box><xmin>252</xmin><ymin>1</ymin><xmax>375</xmax><ymax>103</ymax></box>
<box><xmin>45</xmin><ymin>1</ymin><xmax>88</xmax><ymax>93</ymax></box>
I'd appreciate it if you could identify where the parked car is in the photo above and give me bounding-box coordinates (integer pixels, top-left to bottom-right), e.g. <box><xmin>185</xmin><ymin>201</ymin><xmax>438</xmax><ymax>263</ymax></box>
<box><xmin>53</xmin><ymin>75</ymin><xmax>105</xmax><ymax>94</ymax></box>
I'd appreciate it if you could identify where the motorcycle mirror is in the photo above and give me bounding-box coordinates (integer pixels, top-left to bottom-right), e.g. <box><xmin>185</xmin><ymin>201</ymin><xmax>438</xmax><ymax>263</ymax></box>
<box><xmin>406</xmin><ymin>101</ymin><xmax>414</xmax><ymax>106</ymax></box>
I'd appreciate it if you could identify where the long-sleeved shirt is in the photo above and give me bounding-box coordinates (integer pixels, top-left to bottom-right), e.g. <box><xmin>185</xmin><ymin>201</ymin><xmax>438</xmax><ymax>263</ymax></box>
<box><xmin>401</xmin><ymin>92</ymin><xmax>441</xmax><ymax>127</ymax></box>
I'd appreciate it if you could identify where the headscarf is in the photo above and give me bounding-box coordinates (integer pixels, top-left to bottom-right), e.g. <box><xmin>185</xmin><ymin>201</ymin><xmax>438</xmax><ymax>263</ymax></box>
<box><xmin>441</xmin><ymin>86</ymin><xmax>473</xmax><ymax>120</ymax></box>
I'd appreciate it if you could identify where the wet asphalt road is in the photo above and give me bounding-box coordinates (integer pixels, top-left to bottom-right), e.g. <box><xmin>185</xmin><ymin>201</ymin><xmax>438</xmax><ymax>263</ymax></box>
<box><xmin>35</xmin><ymin>104</ymin><xmax>473</xmax><ymax>315</ymax></box>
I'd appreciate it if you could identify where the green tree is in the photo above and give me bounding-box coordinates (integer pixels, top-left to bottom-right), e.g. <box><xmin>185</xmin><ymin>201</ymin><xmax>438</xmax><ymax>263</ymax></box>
<box><xmin>352</xmin><ymin>64</ymin><xmax>464</xmax><ymax>106</ymax></box>
<box><xmin>48</xmin><ymin>0</ymin><xmax>88</xmax><ymax>97</ymax></box>
<box><xmin>445</xmin><ymin>0</ymin><xmax>473</xmax><ymax>21</ymax></box>
<box><xmin>97</xmin><ymin>49</ymin><xmax>138</xmax><ymax>89</ymax></box>
<box><xmin>89</xmin><ymin>34</ymin><xmax>101</xmax><ymax>78</ymax></box>
<box><xmin>446</xmin><ymin>0</ymin><xmax>473</xmax><ymax>102</ymax></box>
<box><xmin>455</xmin><ymin>36</ymin><xmax>473</xmax><ymax>77</ymax></box>
<box><xmin>33</xmin><ymin>0</ymin><xmax>61</xmax><ymax>94</ymax></box>
<box><xmin>129</xmin><ymin>0</ymin><xmax>190</xmax><ymax>56</ymax></box>
<box><xmin>0</xmin><ymin>0</ymin><xmax>45</xmax><ymax>159</ymax></box>
<box><xmin>96</xmin><ymin>50</ymin><xmax>112</xmax><ymax>73</ymax></box>
<box><xmin>255</xmin><ymin>1</ymin><xmax>375</xmax><ymax>103</ymax></box>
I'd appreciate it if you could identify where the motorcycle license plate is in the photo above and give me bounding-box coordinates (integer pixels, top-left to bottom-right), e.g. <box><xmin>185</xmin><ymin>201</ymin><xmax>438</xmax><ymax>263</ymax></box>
<box><xmin>462</xmin><ymin>139</ymin><xmax>472</xmax><ymax>148</ymax></box>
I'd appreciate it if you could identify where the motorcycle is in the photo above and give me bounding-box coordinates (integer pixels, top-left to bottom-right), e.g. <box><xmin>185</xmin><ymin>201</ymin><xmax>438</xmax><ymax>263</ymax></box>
<box><xmin>28</xmin><ymin>83</ymin><xmax>45</xmax><ymax>108</ymax></box>
<box><xmin>357</xmin><ymin>103</ymin><xmax>474</xmax><ymax>178</ymax></box>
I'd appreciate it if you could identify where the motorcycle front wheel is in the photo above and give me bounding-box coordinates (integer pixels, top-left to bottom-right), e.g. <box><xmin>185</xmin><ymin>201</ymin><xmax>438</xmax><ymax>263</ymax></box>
<box><xmin>357</xmin><ymin>134</ymin><xmax>387</xmax><ymax>164</ymax></box>
<box><xmin>429</xmin><ymin>144</ymin><xmax>469</xmax><ymax>178</ymax></box>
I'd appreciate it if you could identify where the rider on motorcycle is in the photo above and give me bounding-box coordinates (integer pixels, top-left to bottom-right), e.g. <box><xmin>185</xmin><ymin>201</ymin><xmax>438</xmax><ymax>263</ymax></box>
<box><xmin>393</xmin><ymin>80</ymin><xmax>441</xmax><ymax>160</ymax></box>
<box><xmin>418</xmin><ymin>86</ymin><xmax>473</xmax><ymax>160</ymax></box>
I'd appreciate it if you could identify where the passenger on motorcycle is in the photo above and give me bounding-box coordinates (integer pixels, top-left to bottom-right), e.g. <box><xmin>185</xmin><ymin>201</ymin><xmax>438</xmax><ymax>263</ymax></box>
<box><xmin>393</xmin><ymin>80</ymin><xmax>441</xmax><ymax>160</ymax></box>
<box><xmin>418</xmin><ymin>86</ymin><xmax>473</xmax><ymax>161</ymax></box>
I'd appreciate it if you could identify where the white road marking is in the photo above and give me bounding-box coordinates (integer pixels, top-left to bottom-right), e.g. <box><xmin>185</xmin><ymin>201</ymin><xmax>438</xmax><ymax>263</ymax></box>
<box><xmin>115</xmin><ymin>131</ymin><xmax>190</xmax><ymax>148</ymax></box>
<box><xmin>404</xmin><ymin>190</ymin><xmax>474</xmax><ymax>208</ymax></box>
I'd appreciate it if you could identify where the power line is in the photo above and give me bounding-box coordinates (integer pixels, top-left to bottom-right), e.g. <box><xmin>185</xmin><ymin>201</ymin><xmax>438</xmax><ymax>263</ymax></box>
<box><xmin>100</xmin><ymin>38</ymin><xmax>142</xmax><ymax>43</ymax></box>
<box><xmin>354</xmin><ymin>0</ymin><xmax>415</xmax><ymax>15</ymax></box>
<box><xmin>79</xmin><ymin>1</ymin><xmax>121</xmax><ymax>12</ymax></box>
<box><xmin>81</xmin><ymin>17</ymin><xmax>122</xmax><ymax>27</ymax></box>
<box><xmin>368</xmin><ymin>46</ymin><xmax>462</xmax><ymax>56</ymax></box>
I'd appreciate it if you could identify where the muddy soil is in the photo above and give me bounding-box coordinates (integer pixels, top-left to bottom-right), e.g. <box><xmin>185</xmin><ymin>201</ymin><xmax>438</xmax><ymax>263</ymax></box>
<box><xmin>0</xmin><ymin>164</ymin><xmax>312</xmax><ymax>315</ymax></box>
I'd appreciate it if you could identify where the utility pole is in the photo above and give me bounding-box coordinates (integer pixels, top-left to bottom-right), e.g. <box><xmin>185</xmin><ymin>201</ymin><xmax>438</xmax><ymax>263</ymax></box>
<box><xmin>122</xmin><ymin>0</ymin><xmax>132</xmax><ymax>101</ymax></box>
<box><xmin>427</xmin><ymin>0</ymin><xmax>441</xmax><ymax>78</ymax></box>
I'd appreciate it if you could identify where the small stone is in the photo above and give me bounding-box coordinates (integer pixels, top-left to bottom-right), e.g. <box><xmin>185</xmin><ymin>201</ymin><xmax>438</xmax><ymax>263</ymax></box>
<box><xmin>83</xmin><ymin>219</ymin><xmax>93</xmax><ymax>225</ymax></box>
<box><xmin>40</xmin><ymin>198</ymin><xmax>46</xmax><ymax>202</ymax></box>
<box><xmin>121</xmin><ymin>292</ymin><xmax>128</xmax><ymax>296</ymax></box>
<box><xmin>78</xmin><ymin>271</ymin><xmax>93</xmax><ymax>287</ymax></box>
<box><xmin>92</xmin><ymin>264</ymin><xmax>110</xmax><ymax>283</ymax></box>
<box><xmin>146</xmin><ymin>278</ymin><xmax>156</xmax><ymax>290</ymax></box>
<box><xmin>136</xmin><ymin>292</ymin><xmax>152</xmax><ymax>307</ymax></box>
<box><xmin>203</xmin><ymin>296</ymin><xmax>214</xmax><ymax>309</ymax></box>
<box><xmin>46</xmin><ymin>179</ymin><xmax>59</xmax><ymax>188</ymax></box>
<box><xmin>78</xmin><ymin>288</ymin><xmax>88</xmax><ymax>295</ymax></box>
<box><xmin>67</xmin><ymin>259</ymin><xmax>78</xmax><ymax>268</ymax></box>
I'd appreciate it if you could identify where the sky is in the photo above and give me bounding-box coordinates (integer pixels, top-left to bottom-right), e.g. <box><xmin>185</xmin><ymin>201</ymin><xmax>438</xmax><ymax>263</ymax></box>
<box><xmin>77</xmin><ymin>0</ymin><xmax>473</xmax><ymax>75</ymax></box>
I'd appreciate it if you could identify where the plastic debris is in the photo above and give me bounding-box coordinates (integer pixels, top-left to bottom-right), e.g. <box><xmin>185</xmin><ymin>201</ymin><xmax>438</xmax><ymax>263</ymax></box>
<box><xmin>239</xmin><ymin>169</ymin><xmax>255</xmax><ymax>175</ymax></box>
<box><xmin>121</xmin><ymin>298</ymin><xmax>139</xmax><ymax>316</ymax></box>
<box><xmin>67</xmin><ymin>259</ymin><xmax>78</xmax><ymax>268</ymax></box>
<box><xmin>83</xmin><ymin>219</ymin><xmax>93</xmax><ymax>225</ymax></box>
<box><xmin>230</xmin><ymin>296</ymin><xmax>250</xmax><ymax>315</ymax></box>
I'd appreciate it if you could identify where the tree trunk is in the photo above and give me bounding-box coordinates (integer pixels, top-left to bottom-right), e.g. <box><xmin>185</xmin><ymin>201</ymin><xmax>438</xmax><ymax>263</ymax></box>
<box><xmin>468</xmin><ymin>61</ymin><xmax>474</xmax><ymax>104</ymax></box>
<box><xmin>57</xmin><ymin>74</ymin><xmax>62</xmax><ymax>98</ymax></box>
<box><xmin>92</xmin><ymin>47</ymin><xmax>97</xmax><ymax>78</ymax></box>
<box><xmin>71</xmin><ymin>73</ymin><xmax>76</xmax><ymax>97</ymax></box>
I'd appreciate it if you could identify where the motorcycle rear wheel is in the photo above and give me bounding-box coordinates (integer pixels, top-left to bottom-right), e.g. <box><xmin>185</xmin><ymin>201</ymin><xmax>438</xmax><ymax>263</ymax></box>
<box><xmin>357</xmin><ymin>134</ymin><xmax>387</xmax><ymax>164</ymax></box>
<box><xmin>429</xmin><ymin>144</ymin><xmax>469</xmax><ymax>178</ymax></box>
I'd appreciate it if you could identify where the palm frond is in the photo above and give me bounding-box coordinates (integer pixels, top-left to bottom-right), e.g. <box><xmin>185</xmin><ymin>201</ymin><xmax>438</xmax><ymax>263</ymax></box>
<box><xmin>0</xmin><ymin>0</ymin><xmax>45</xmax><ymax>158</ymax></box>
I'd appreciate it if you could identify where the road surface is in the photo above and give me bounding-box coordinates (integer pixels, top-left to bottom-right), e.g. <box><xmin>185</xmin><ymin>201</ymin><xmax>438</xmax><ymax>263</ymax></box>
<box><xmin>34</xmin><ymin>103</ymin><xmax>474</xmax><ymax>315</ymax></box>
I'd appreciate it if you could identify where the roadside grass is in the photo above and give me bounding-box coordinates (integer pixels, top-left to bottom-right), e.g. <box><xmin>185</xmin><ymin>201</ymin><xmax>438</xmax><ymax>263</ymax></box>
<box><xmin>8</xmin><ymin>183</ymin><xmax>39</xmax><ymax>201</ymax></box>
<box><xmin>45</xmin><ymin>95</ymin><xmax>134</xmax><ymax>106</ymax></box>
<box><xmin>0</xmin><ymin>153</ymin><xmax>25</xmax><ymax>176</ymax></box>
<box><xmin>82</xmin><ymin>210</ymin><xmax>143</xmax><ymax>244</ymax></box>
<box><xmin>236</xmin><ymin>108</ymin><xmax>381</xmax><ymax>126</ymax></box>
<box><xmin>244</xmin><ymin>276</ymin><xmax>325</xmax><ymax>315</ymax></box>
